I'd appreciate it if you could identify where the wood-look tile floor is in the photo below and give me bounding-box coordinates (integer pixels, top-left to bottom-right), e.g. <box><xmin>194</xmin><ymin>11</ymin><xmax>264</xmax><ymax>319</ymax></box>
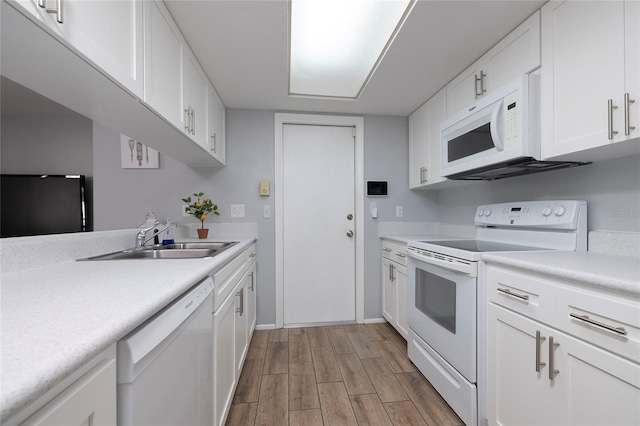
<box><xmin>226</xmin><ymin>322</ymin><xmax>463</xmax><ymax>425</ymax></box>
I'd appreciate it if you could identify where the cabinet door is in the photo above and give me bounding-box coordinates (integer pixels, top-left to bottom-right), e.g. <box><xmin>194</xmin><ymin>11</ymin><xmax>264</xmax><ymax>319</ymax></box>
<box><xmin>484</xmin><ymin>11</ymin><xmax>540</xmax><ymax>93</ymax></box>
<box><xmin>488</xmin><ymin>304</ymin><xmax>553</xmax><ymax>426</ymax></box>
<box><xmin>208</xmin><ymin>86</ymin><xmax>226</xmax><ymax>164</ymax></box>
<box><xmin>381</xmin><ymin>258</ymin><xmax>397</xmax><ymax>325</ymax></box>
<box><xmin>408</xmin><ymin>102</ymin><xmax>428</xmax><ymax>188</ymax></box>
<box><xmin>24</xmin><ymin>359</ymin><xmax>116</xmax><ymax>426</ymax></box>
<box><xmin>541</xmin><ymin>0</ymin><xmax>626</xmax><ymax>158</ymax></box>
<box><xmin>214</xmin><ymin>292</ymin><xmax>236</xmax><ymax>426</ymax></box>
<box><xmin>184</xmin><ymin>53</ymin><xmax>209</xmax><ymax>148</ymax></box>
<box><xmin>143</xmin><ymin>0</ymin><xmax>185</xmax><ymax>131</ymax></box>
<box><xmin>447</xmin><ymin>58</ymin><xmax>485</xmax><ymax>117</ymax></box>
<box><xmin>395</xmin><ymin>264</ymin><xmax>408</xmax><ymax>340</ymax></box>
<box><xmin>425</xmin><ymin>87</ymin><xmax>448</xmax><ymax>186</ymax></box>
<box><xmin>550</xmin><ymin>329</ymin><xmax>640</xmax><ymax>426</ymax></box>
<box><xmin>246</xmin><ymin>262</ymin><xmax>257</xmax><ymax>337</ymax></box>
<box><xmin>9</xmin><ymin>0</ymin><xmax>143</xmax><ymax>98</ymax></box>
<box><xmin>234</xmin><ymin>281</ymin><xmax>249</xmax><ymax>378</ymax></box>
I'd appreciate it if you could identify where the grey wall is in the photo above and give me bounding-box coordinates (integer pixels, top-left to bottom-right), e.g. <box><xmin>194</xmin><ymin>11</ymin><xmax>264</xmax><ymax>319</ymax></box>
<box><xmin>435</xmin><ymin>154</ymin><xmax>640</xmax><ymax>232</ymax></box>
<box><xmin>92</xmin><ymin>110</ymin><xmax>437</xmax><ymax>324</ymax></box>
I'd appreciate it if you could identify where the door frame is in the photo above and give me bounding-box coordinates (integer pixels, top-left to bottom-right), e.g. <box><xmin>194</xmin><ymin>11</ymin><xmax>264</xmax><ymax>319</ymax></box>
<box><xmin>274</xmin><ymin>113</ymin><xmax>365</xmax><ymax>328</ymax></box>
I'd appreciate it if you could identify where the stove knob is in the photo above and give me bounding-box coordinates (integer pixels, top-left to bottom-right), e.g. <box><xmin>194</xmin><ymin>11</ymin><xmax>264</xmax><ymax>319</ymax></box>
<box><xmin>554</xmin><ymin>205</ymin><xmax>566</xmax><ymax>217</ymax></box>
<box><xmin>477</xmin><ymin>208</ymin><xmax>485</xmax><ymax>217</ymax></box>
<box><xmin>542</xmin><ymin>207</ymin><xmax>552</xmax><ymax>217</ymax></box>
<box><xmin>484</xmin><ymin>208</ymin><xmax>492</xmax><ymax>217</ymax></box>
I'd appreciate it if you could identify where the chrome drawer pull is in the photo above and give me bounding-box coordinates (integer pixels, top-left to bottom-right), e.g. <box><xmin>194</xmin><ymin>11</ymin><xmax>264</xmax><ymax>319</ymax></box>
<box><xmin>625</xmin><ymin>93</ymin><xmax>636</xmax><ymax>136</ymax></box>
<box><xmin>535</xmin><ymin>330</ymin><xmax>546</xmax><ymax>373</ymax></box>
<box><xmin>569</xmin><ymin>313</ymin><xmax>627</xmax><ymax>336</ymax></box>
<box><xmin>608</xmin><ymin>99</ymin><xmax>619</xmax><ymax>140</ymax></box>
<box><xmin>395</xmin><ymin>253</ymin><xmax>407</xmax><ymax>258</ymax></box>
<box><xmin>383</xmin><ymin>248</ymin><xmax>392</xmax><ymax>252</ymax></box>
<box><xmin>497</xmin><ymin>287</ymin><xmax>529</xmax><ymax>301</ymax></box>
<box><xmin>548</xmin><ymin>336</ymin><xmax>559</xmax><ymax>381</ymax></box>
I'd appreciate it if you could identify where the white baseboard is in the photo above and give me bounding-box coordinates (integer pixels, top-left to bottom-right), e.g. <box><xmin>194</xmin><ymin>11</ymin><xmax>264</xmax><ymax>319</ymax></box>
<box><xmin>364</xmin><ymin>317</ymin><xmax>387</xmax><ymax>324</ymax></box>
<box><xmin>255</xmin><ymin>324</ymin><xmax>276</xmax><ymax>330</ymax></box>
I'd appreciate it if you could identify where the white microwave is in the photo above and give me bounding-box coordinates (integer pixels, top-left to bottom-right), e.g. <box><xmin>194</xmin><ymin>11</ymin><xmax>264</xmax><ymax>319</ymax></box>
<box><xmin>440</xmin><ymin>75</ymin><xmax>587</xmax><ymax>181</ymax></box>
<box><xmin>441</xmin><ymin>74</ymin><xmax>539</xmax><ymax>178</ymax></box>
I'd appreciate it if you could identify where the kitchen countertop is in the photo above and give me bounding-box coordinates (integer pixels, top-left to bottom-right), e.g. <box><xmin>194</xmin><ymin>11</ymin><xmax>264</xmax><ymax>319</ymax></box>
<box><xmin>0</xmin><ymin>236</ymin><xmax>256</xmax><ymax>422</ymax></box>
<box><xmin>482</xmin><ymin>251</ymin><xmax>640</xmax><ymax>296</ymax></box>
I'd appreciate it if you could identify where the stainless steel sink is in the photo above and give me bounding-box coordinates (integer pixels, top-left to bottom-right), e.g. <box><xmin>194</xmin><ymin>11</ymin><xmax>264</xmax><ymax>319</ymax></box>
<box><xmin>79</xmin><ymin>241</ymin><xmax>239</xmax><ymax>261</ymax></box>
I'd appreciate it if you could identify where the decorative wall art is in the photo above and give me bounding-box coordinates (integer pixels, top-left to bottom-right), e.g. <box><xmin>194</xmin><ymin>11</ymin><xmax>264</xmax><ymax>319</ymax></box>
<box><xmin>120</xmin><ymin>134</ymin><xmax>160</xmax><ymax>169</ymax></box>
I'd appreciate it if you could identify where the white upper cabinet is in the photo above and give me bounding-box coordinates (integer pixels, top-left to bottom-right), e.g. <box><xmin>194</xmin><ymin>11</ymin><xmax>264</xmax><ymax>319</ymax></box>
<box><xmin>208</xmin><ymin>86</ymin><xmax>227</xmax><ymax>165</ymax></box>
<box><xmin>541</xmin><ymin>0</ymin><xmax>639</xmax><ymax>160</ymax></box>
<box><xmin>143</xmin><ymin>0</ymin><xmax>185</xmax><ymax>132</ymax></box>
<box><xmin>447</xmin><ymin>10</ymin><xmax>541</xmax><ymax>117</ymax></box>
<box><xmin>409</xmin><ymin>88</ymin><xmax>448</xmax><ymax>189</ymax></box>
<box><xmin>9</xmin><ymin>0</ymin><xmax>143</xmax><ymax>98</ymax></box>
<box><xmin>184</xmin><ymin>53</ymin><xmax>209</xmax><ymax>149</ymax></box>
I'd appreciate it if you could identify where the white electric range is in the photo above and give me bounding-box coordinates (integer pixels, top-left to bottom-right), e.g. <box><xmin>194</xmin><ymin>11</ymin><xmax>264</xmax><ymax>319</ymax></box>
<box><xmin>406</xmin><ymin>200</ymin><xmax>587</xmax><ymax>426</ymax></box>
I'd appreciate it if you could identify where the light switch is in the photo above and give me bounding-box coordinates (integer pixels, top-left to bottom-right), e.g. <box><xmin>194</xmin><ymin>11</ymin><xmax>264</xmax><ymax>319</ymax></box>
<box><xmin>396</xmin><ymin>206</ymin><xmax>403</xmax><ymax>217</ymax></box>
<box><xmin>231</xmin><ymin>204</ymin><xmax>245</xmax><ymax>218</ymax></box>
<box><xmin>260</xmin><ymin>180</ymin><xmax>270</xmax><ymax>196</ymax></box>
<box><xmin>263</xmin><ymin>205</ymin><xmax>271</xmax><ymax>218</ymax></box>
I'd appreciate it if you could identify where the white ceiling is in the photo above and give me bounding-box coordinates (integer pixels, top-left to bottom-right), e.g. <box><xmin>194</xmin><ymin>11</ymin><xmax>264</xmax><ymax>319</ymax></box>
<box><xmin>165</xmin><ymin>0</ymin><xmax>546</xmax><ymax>116</ymax></box>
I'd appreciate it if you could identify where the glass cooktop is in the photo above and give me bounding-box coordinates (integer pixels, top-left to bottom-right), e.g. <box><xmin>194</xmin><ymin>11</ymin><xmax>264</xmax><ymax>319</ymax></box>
<box><xmin>418</xmin><ymin>239</ymin><xmax>549</xmax><ymax>253</ymax></box>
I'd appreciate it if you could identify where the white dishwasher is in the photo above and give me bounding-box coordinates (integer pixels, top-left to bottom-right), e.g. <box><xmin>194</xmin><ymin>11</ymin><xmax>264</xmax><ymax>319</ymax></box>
<box><xmin>117</xmin><ymin>277</ymin><xmax>214</xmax><ymax>425</ymax></box>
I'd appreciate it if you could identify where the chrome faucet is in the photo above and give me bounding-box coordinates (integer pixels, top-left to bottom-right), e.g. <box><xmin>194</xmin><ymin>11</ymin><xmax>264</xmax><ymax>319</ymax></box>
<box><xmin>135</xmin><ymin>221</ymin><xmax>160</xmax><ymax>249</ymax></box>
<box><xmin>135</xmin><ymin>221</ymin><xmax>178</xmax><ymax>249</ymax></box>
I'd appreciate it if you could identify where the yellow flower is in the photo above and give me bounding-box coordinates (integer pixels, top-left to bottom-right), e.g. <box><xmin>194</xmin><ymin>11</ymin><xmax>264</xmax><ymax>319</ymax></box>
<box><xmin>200</xmin><ymin>214</ymin><xmax>207</xmax><ymax>220</ymax></box>
<box><xmin>195</xmin><ymin>202</ymin><xmax>201</xmax><ymax>207</ymax></box>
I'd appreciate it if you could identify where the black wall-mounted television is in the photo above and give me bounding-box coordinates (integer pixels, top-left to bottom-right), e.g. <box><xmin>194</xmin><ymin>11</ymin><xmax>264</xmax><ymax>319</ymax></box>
<box><xmin>1</xmin><ymin>174</ymin><xmax>89</xmax><ymax>237</ymax></box>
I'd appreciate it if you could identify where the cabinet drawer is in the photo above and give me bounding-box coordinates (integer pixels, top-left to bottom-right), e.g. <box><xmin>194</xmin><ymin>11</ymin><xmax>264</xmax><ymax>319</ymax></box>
<box><xmin>487</xmin><ymin>266</ymin><xmax>554</xmax><ymax>324</ymax></box>
<box><xmin>381</xmin><ymin>240</ymin><xmax>407</xmax><ymax>266</ymax></box>
<box><xmin>212</xmin><ymin>245</ymin><xmax>253</xmax><ymax>312</ymax></box>
<box><xmin>554</xmin><ymin>285</ymin><xmax>640</xmax><ymax>363</ymax></box>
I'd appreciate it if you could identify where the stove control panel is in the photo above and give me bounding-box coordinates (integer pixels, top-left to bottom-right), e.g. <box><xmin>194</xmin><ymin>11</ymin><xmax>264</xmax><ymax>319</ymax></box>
<box><xmin>475</xmin><ymin>200</ymin><xmax>587</xmax><ymax>229</ymax></box>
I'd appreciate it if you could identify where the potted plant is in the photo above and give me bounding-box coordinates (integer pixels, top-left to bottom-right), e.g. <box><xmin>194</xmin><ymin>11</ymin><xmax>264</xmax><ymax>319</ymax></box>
<box><xmin>182</xmin><ymin>192</ymin><xmax>219</xmax><ymax>239</ymax></box>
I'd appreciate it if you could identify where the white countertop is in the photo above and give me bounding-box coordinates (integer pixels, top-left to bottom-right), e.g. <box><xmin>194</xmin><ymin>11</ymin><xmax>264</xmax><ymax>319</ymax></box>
<box><xmin>0</xmin><ymin>236</ymin><xmax>256</xmax><ymax>422</ymax></box>
<box><xmin>482</xmin><ymin>251</ymin><xmax>640</xmax><ymax>296</ymax></box>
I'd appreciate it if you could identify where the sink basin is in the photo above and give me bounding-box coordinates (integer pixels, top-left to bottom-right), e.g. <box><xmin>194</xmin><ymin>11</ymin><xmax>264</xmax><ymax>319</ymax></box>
<box><xmin>163</xmin><ymin>242</ymin><xmax>237</xmax><ymax>250</ymax></box>
<box><xmin>79</xmin><ymin>241</ymin><xmax>239</xmax><ymax>261</ymax></box>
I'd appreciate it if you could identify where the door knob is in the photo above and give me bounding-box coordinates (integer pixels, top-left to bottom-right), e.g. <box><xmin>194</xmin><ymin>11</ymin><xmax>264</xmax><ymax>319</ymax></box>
<box><xmin>347</xmin><ymin>214</ymin><xmax>353</xmax><ymax>220</ymax></box>
<box><xmin>346</xmin><ymin>230</ymin><xmax>354</xmax><ymax>237</ymax></box>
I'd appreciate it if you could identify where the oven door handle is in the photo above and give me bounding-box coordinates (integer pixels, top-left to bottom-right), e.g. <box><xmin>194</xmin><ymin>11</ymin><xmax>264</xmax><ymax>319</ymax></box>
<box><xmin>407</xmin><ymin>249</ymin><xmax>477</xmax><ymax>277</ymax></box>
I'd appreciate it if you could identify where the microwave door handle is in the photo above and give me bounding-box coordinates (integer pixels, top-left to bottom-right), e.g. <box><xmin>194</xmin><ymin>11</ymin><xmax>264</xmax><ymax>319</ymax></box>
<box><xmin>490</xmin><ymin>100</ymin><xmax>505</xmax><ymax>152</ymax></box>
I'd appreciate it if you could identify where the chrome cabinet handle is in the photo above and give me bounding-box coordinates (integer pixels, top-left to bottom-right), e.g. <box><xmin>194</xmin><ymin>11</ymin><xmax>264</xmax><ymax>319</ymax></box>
<box><xmin>211</xmin><ymin>133</ymin><xmax>217</xmax><ymax>153</ymax></box>
<box><xmin>236</xmin><ymin>288</ymin><xmax>244</xmax><ymax>316</ymax></box>
<box><xmin>624</xmin><ymin>93</ymin><xmax>636</xmax><ymax>136</ymax></box>
<box><xmin>497</xmin><ymin>287</ymin><xmax>529</xmax><ymax>301</ymax></box>
<box><xmin>608</xmin><ymin>99</ymin><xmax>619</xmax><ymax>140</ymax></box>
<box><xmin>185</xmin><ymin>108</ymin><xmax>191</xmax><ymax>133</ymax></box>
<box><xmin>383</xmin><ymin>248</ymin><xmax>392</xmax><ymax>252</ymax></box>
<box><xmin>249</xmin><ymin>253</ymin><xmax>256</xmax><ymax>258</ymax></box>
<box><xmin>569</xmin><ymin>313</ymin><xmax>627</xmax><ymax>336</ymax></box>
<box><xmin>475</xmin><ymin>71</ymin><xmax>486</xmax><ymax>99</ymax></box>
<box><xmin>395</xmin><ymin>253</ymin><xmax>406</xmax><ymax>258</ymax></box>
<box><xmin>39</xmin><ymin>0</ymin><xmax>63</xmax><ymax>23</ymax></box>
<box><xmin>535</xmin><ymin>330</ymin><xmax>546</xmax><ymax>373</ymax></box>
<box><xmin>249</xmin><ymin>272</ymin><xmax>255</xmax><ymax>291</ymax></box>
<box><xmin>389</xmin><ymin>263</ymin><xmax>394</xmax><ymax>282</ymax></box>
<box><xmin>419</xmin><ymin>167</ymin><xmax>427</xmax><ymax>184</ymax></box>
<box><xmin>346</xmin><ymin>230</ymin><xmax>354</xmax><ymax>238</ymax></box>
<box><xmin>548</xmin><ymin>336</ymin><xmax>559</xmax><ymax>380</ymax></box>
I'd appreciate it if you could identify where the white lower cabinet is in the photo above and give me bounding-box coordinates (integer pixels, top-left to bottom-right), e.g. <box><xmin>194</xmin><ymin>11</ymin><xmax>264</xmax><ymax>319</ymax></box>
<box><xmin>487</xmin><ymin>265</ymin><xmax>640</xmax><ymax>426</ymax></box>
<box><xmin>23</xmin><ymin>353</ymin><xmax>116</xmax><ymax>426</ymax></box>
<box><xmin>381</xmin><ymin>240</ymin><xmax>408</xmax><ymax>339</ymax></box>
<box><xmin>213</xmin><ymin>243</ymin><xmax>257</xmax><ymax>425</ymax></box>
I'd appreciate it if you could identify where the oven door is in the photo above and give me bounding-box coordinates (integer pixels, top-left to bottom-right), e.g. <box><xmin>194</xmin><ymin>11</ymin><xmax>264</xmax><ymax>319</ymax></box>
<box><xmin>407</xmin><ymin>254</ymin><xmax>477</xmax><ymax>382</ymax></box>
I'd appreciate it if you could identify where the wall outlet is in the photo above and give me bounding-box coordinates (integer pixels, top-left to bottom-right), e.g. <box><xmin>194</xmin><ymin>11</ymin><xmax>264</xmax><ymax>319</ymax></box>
<box><xmin>230</xmin><ymin>204</ymin><xmax>245</xmax><ymax>218</ymax></box>
<box><xmin>181</xmin><ymin>204</ymin><xmax>190</xmax><ymax>218</ymax></box>
<box><xmin>396</xmin><ymin>206</ymin><xmax>404</xmax><ymax>217</ymax></box>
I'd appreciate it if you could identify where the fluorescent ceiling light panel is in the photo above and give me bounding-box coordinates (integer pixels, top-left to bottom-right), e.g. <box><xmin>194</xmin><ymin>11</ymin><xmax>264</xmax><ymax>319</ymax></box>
<box><xmin>289</xmin><ymin>0</ymin><xmax>412</xmax><ymax>99</ymax></box>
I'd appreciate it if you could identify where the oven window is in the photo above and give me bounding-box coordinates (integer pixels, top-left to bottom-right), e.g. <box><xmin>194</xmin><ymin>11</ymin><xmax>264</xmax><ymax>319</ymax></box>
<box><xmin>448</xmin><ymin>122</ymin><xmax>494</xmax><ymax>162</ymax></box>
<box><xmin>415</xmin><ymin>268</ymin><xmax>456</xmax><ymax>334</ymax></box>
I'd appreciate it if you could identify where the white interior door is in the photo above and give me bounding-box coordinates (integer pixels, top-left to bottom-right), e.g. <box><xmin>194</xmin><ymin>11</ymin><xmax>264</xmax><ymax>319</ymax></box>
<box><xmin>282</xmin><ymin>124</ymin><xmax>356</xmax><ymax>325</ymax></box>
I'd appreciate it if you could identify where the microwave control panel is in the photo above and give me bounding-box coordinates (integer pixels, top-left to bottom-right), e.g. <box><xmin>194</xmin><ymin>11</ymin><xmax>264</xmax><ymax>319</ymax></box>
<box><xmin>502</xmin><ymin>90</ymin><xmax>520</xmax><ymax>150</ymax></box>
<box><xmin>475</xmin><ymin>200</ymin><xmax>587</xmax><ymax>229</ymax></box>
